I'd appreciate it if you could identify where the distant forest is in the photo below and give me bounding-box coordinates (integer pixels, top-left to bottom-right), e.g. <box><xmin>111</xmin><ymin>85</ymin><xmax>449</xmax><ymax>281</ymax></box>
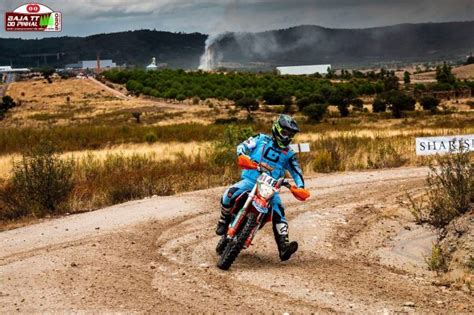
<box><xmin>1</xmin><ymin>21</ymin><xmax>473</xmax><ymax>69</ymax></box>
<box><xmin>0</xmin><ymin>30</ymin><xmax>207</xmax><ymax>69</ymax></box>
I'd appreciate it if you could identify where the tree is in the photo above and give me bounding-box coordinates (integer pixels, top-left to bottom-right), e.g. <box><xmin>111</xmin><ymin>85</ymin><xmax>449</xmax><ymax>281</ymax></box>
<box><xmin>420</xmin><ymin>96</ymin><xmax>440</xmax><ymax>112</ymax></box>
<box><xmin>296</xmin><ymin>93</ymin><xmax>325</xmax><ymax>111</ymax></box>
<box><xmin>383</xmin><ymin>73</ymin><xmax>399</xmax><ymax>91</ymax></box>
<box><xmin>303</xmin><ymin>104</ymin><xmax>327</xmax><ymax>122</ymax></box>
<box><xmin>230</xmin><ymin>90</ymin><xmax>244</xmax><ymax>101</ymax></box>
<box><xmin>386</xmin><ymin>91</ymin><xmax>416</xmax><ymax>118</ymax></box>
<box><xmin>235</xmin><ymin>97</ymin><xmax>259</xmax><ymax>112</ymax></box>
<box><xmin>126</xmin><ymin>80</ymin><xmax>144</xmax><ymax>96</ymax></box>
<box><xmin>436</xmin><ymin>62</ymin><xmax>456</xmax><ymax>85</ymax></box>
<box><xmin>414</xmin><ymin>83</ymin><xmax>427</xmax><ymax>93</ymax></box>
<box><xmin>326</xmin><ymin>67</ymin><xmax>335</xmax><ymax>79</ymax></box>
<box><xmin>262</xmin><ymin>89</ymin><xmax>284</xmax><ymax>105</ymax></box>
<box><xmin>40</xmin><ymin>68</ymin><xmax>55</xmax><ymax>83</ymax></box>
<box><xmin>329</xmin><ymin>84</ymin><xmax>355</xmax><ymax>117</ymax></box>
<box><xmin>282</xmin><ymin>97</ymin><xmax>293</xmax><ymax>113</ymax></box>
<box><xmin>403</xmin><ymin>71</ymin><xmax>411</xmax><ymax>84</ymax></box>
<box><xmin>372</xmin><ymin>97</ymin><xmax>387</xmax><ymax>113</ymax></box>
<box><xmin>1</xmin><ymin>96</ymin><xmax>16</xmax><ymax>111</ymax></box>
<box><xmin>466</xmin><ymin>55</ymin><xmax>474</xmax><ymax>65</ymax></box>
<box><xmin>296</xmin><ymin>97</ymin><xmax>311</xmax><ymax>111</ymax></box>
<box><xmin>337</xmin><ymin>104</ymin><xmax>349</xmax><ymax>117</ymax></box>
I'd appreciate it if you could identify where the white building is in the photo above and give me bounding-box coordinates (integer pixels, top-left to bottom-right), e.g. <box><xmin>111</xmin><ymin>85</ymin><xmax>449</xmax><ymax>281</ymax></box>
<box><xmin>146</xmin><ymin>57</ymin><xmax>166</xmax><ymax>71</ymax></box>
<box><xmin>65</xmin><ymin>60</ymin><xmax>116</xmax><ymax>70</ymax></box>
<box><xmin>0</xmin><ymin>66</ymin><xmax>30</xmax><ymax>73</ymax></box>
<box><xmin>276</xmin><ymin>64</ymin><xmax>331</xmax><ymax>75</ymax></box>
<box><xmin>146</xmin><ymin>57</ymin><xmax>158</xmax><ymax>71</ymax></box>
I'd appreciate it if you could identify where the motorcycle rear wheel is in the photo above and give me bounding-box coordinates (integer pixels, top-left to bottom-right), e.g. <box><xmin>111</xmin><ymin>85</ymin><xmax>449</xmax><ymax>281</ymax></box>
<box><xmin>217</xmin><ymin>212</ymin><xmax>257</xmax><ymax>270</ymax></box>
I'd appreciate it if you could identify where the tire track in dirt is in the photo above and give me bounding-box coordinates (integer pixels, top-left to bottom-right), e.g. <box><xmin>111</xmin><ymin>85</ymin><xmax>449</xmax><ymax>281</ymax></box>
<box><xmin>1</xmin><ymin>167</ymin><xmax>473</xmax><ymax>313</ymax></box>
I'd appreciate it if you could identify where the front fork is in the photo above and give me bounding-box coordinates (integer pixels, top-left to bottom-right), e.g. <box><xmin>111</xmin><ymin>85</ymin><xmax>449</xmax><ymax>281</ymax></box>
<box><xmin>226</xmin><ymin>185</ymin><xmax>265</xmax><ymax>249</ymax></box>
<box><xmin>227</xmin><ymin>185</ymin><xmax>256</xmax><ymax>238</ymax></box>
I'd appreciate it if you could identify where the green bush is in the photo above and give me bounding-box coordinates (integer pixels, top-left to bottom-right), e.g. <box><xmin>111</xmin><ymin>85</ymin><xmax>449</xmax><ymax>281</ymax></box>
<box><xmin>144</xmin><ymin>132</ymin><xmax>158</xmax><ymax>144</ymax></box>
<box><xmin>211</xmin><ymin>125</ymin><xmax>254</xmax><ymax>166</ymax></box>
<box><xmin>436</xmin><ymin>62</ymin><xmax>456</xmax><ymax>85</ymax></box>
<box><xmin>386</xmin><ymin>91</ymin><xmax>416</xmax><ymax>118</ymax></box>
<box><xmin>303</xmin><ymin>103</ymin><xmax>327</xmax><ymax>122</ymax></box>
<box><xmin>372</xmin><ymin>97</ymin><xmax>387</xmax><ymax>113</ymax></box>
<box><xmin>426</xmin><ymin>244</ymin><xmax>448</xmax><ymax>274</ymax></box>
<box><xmin>408</xmin><ymin>151</ymin><xmax>473</xmax><ymax>231</ymax></box>
<box><xmin>235</xmin><ymin>97</ymin><xmax>259</xmax><ymax>112</ymax></box>
<box><xmin>0</xmin><ymin>96</ymin><xmax>17</xmax><ymax>118</ymax></box>
<box><xmin>1</xmin><ymin>142</ymin><xmax>74</xmax><ymax>218</ymax></box>
<box><xmin>420</xmin><ymin>96</ymin><xmax>440</xmax><ymax>112</ymax></box>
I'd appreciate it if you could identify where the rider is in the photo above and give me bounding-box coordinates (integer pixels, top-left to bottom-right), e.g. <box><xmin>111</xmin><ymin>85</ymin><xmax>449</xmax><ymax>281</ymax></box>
<box><xmin>216</xmin><ymin>114</ymin><xmax>305</xmax><ymax>261</ymax></box>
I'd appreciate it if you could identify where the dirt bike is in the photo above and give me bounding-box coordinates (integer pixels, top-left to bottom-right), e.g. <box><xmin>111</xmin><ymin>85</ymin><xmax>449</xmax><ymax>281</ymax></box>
<box><xmin>216</xmin><ymin>155</ymin><xmax>310</xmax><ymax>270</ymax></box>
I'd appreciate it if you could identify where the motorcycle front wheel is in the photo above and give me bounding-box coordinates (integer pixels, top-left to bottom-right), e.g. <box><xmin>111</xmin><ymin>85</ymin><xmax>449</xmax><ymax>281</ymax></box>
<box><xmin>217</xmin><ymin>212</ymin><xmax>257</xmax><ymax>270</ymax></box>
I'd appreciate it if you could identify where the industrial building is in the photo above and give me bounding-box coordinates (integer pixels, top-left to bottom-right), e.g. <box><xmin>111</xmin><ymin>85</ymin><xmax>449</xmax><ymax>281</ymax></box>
<box><xmin>276</xmin><ymin>64</ymin><xmax>331</xmax><ymax>75</ymax></box>
<box><xmin>65</xmin><ymin>59</ymin><xmax>117</xmax><ymax>71</ymax></box>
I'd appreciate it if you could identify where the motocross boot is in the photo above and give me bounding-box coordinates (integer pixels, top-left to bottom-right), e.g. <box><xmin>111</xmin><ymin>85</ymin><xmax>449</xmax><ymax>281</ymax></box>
<box><xmin>273</xmin><ymin>222</ymin><xmax>298</xmax><ymax>261</ymax></box>
<box><xmin>215</xmin><ymin>205</ymin><xmax>231</xmax><ymax>236</ymax></box>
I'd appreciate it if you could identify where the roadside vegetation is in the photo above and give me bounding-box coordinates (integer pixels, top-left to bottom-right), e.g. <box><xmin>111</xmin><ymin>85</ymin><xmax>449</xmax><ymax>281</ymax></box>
<box><xmin>407</xmin><ymin>150</ymin><xmax>473</xmax><ymax>288</ymax></box>
<box><xmin>0</xmin><ymin>139</ymin><xmax>241</xmax><ymax>224</ymax></box>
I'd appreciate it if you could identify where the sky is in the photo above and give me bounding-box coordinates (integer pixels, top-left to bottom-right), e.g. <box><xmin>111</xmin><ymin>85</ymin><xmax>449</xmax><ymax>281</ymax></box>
<box><xmin>1</xmin><ymin>0</ymin><xmax>473</xmax><ymax>39</ymax></box>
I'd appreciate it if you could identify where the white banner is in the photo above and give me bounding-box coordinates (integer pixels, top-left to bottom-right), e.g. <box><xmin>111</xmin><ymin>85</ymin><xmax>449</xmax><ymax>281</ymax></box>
<box><xmin>416</xmin><ymin>135</ymin><xmax>474</xmax><ymax>156</ymax></box>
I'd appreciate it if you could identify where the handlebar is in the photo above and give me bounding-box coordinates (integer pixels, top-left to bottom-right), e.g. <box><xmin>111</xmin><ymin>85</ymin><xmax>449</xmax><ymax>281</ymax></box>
<box><xmin>237</xmin><ymin>155</ymin><xmax>310</xmax><ymax>201</ymax></box>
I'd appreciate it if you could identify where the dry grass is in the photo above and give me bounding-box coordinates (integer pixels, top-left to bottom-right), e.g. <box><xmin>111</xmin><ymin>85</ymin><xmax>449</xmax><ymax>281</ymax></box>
<box><xmin>410</xmin><ymin>64</ymin><xmax>474</xmax><ymax>82</ymax></box>
<box><xmin>296</xmin><ymin>127</ymin><xmax>473</xmax><ymax>143</ymax></box>
<box><xmin>3</xmin><ymin>79</ymin><xmax>245</xmax><ymax>128</ymax></box>
<box><xmin>452</xmin><ymin>64</ymin><xmax>474</xmax><ymax>80</ymax></box>
<box><xmin>0</xmin><ymin>142</ymin><xmax>209</xmax><ymax>179</ymax></box>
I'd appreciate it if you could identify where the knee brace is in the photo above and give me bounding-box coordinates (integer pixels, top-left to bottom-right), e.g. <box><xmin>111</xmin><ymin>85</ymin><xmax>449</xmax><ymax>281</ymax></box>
<box><xmin>221</xmin><ymin>187</ymin><xmax>240</xmax><ymax>209</ymax></box>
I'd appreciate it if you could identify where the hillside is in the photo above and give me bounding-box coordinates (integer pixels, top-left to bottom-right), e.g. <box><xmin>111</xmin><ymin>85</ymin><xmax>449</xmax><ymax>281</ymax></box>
<box><xmin>1</xmin><ymin>21</ymin><xmax>473</xmax><ymax>69</ymax></box>
<box><xmin>0</xmin><ymin>30</ymin><xmax>207</xmax><ymax>69</ymax></box>
<box><xmin>211</xmin><ymin>21</ymin><xmax>474</xmax><ymax>69</ymax></box>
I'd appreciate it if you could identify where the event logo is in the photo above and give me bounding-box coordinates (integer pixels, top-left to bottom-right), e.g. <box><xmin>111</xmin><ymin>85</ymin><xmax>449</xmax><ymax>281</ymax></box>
<box><xmin>5</xmin><ymin>3</ymin><xmax>61</xmax><ymax>32</ymax></box>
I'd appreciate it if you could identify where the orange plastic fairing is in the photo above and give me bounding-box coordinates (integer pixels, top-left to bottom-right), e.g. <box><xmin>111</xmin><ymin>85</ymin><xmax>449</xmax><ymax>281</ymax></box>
<box><xmin>290</xmin><ymin>185</ymin><xmax>310</xmax><ymax>201</ymax></box>
<box><xmin>237</xmin><ymin>155</ymin><xmax>258</xmax><ymax>170</ymax></box>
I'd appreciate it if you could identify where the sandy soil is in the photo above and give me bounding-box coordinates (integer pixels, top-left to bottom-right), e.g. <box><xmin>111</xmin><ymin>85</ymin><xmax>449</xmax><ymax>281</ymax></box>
<box><xmin>1</xmin><ymin>167</ymin><xmax>473</xmax><ymax>313</ymax></box>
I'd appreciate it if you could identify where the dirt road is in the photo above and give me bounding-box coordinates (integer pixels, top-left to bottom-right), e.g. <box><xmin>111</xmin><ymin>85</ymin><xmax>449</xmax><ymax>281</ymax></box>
<box><xmin>87</xmin><ymin>77</ymin><xmax>130</xmax><ymax>100</ymax></box>
<box><xmin>1</xmin><ymin>167</ymin><xmax>473</xmax><ymax>313</ymax></box>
